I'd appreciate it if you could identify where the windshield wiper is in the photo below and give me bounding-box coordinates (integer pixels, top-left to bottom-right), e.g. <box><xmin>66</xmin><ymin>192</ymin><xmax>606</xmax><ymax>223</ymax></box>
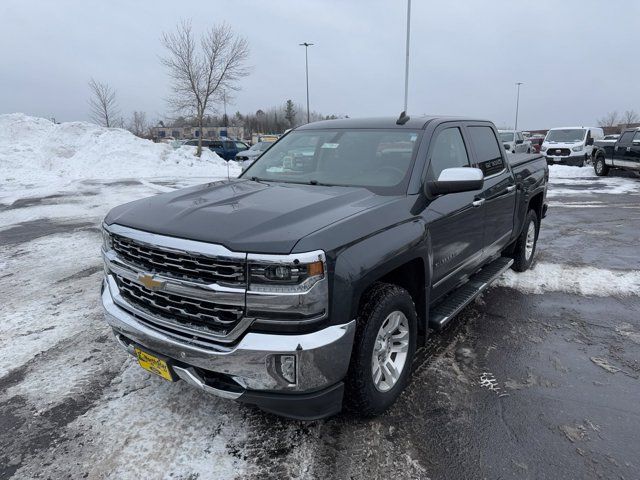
<box><xmin>308</xmin><ymin>179</ymin><xmax>335</xmax><ymax>186</ymax></box>
<box><xmin>250</xmin><ymin>176</ymin><xmax>270</xmax><ymax>185</ymax></box>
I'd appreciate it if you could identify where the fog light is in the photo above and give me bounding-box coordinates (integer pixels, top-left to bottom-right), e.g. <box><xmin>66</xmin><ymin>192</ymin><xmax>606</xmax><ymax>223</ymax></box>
<box><xmin>278</xmin><ymin>355</ymin><xmax>296</xmax><ymax>384</ymax></box>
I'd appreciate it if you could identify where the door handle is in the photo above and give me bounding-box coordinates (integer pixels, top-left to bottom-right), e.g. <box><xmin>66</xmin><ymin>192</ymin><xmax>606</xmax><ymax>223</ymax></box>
<box><xmin>506</xmin><ymin>185</ymin><xmax>516</xmax><ymax>192</ymax></box>
<box><xmin>472</xmin><ymin>198</ymin><xmax>485</xmax><ymax>208</ymax></box>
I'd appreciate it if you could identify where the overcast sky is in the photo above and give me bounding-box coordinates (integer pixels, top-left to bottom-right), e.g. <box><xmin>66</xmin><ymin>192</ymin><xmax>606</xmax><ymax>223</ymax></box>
<box><xmin>1</xmin><ymin>0</ymin><xmax>637</xmax><ymax>130</ymax></box>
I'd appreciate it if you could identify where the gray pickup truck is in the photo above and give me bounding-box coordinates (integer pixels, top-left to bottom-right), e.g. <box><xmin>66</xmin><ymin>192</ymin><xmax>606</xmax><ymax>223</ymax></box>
<box><xmin>101</xmin><ymin>116</ymin><xmax>548</xmax><ymax>419</ymax></box>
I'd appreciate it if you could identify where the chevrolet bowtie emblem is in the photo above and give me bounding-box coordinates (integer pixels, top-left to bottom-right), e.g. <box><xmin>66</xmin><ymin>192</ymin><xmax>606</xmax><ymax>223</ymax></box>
<box><xmin>137</xmin><ymin>273</ymin><xmax>165</xmax><ymax>291</ymax></box>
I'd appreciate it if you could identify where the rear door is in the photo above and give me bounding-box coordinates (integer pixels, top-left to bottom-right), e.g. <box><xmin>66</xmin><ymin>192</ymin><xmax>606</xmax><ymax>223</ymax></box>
<box><xmin>466</xmin><ymin>124</ymin><xmax>516</xmax><ymax>258</ymax></box>
<box><xmin>425</xmin><ymin>124</ymin><xmax>485</xmax><ymax>301</ymax></box>
<box><xmin>613</xmin><ymin>131</ymin><xmax>634</xmax><ymax>166</ymax></box>
<box><xmin>625</xmin><ymin>131</ymin><xmax>640</xmax><ymax>169</ymax></box>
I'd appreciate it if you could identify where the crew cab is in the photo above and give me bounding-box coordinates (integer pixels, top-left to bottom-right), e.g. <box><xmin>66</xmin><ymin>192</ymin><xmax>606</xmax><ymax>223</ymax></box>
<box><xmin>592</xmin><ymin>127</ymin><xmax>640</xmax><ymax>176</ymax></box>
<box><xmin>101</xmin><ymin>116</ymin><xmax>548</xmax><ymax>420</ymax></box>
<box><xmin>541</xmin><ymin>126</ymin><xmax>604</xmax><ymax>166</ymax></box>
<box><xmin>498</xmin><ymin>130</ymin><xmax>532</xmax><ymax>154</ymax></box>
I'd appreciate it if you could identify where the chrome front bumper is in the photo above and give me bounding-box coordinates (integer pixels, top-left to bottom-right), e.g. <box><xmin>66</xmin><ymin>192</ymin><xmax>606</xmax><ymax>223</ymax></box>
<box><xmin>102</xmin><ymin>277</ymin><xmax>356</xmax><ymax>395</ymax></box>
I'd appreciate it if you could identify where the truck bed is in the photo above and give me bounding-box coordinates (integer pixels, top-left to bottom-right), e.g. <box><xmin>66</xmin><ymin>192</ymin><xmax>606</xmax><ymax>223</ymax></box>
<box><xmin>506</xmin><ymin>152</ymin><xmax>545</xmax><ymax>168</ymax></box>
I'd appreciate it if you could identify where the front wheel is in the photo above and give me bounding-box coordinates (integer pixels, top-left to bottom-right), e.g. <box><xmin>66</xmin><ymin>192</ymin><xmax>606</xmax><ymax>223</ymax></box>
<box><xmin>345</xmin><ymin>283</ymin><xmax>417</xmax><ymax>417</ymax></box>
<box><xmin>511</xmin><ymin>209</ymin><xmax>539</xmax><ymax>272</ymax></box>
<box><xmin>594</xmin><ymin>156</ymin><xmax>609</xmax><ymax>176</ymax></box>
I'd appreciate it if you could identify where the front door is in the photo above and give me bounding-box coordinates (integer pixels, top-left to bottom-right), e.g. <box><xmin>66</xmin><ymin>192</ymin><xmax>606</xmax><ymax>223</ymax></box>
<box><xmin>466</xmin><ymin>125</ymin><xmax>516</xmax><ymax>258</ymax></box>
<box><xmin>425</xmin><ymin>125</ymin><xmax>485</xmax><ymax>302</ymax></box>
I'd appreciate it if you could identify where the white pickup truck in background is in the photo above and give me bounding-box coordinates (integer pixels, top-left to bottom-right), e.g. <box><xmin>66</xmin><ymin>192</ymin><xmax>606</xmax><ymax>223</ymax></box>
<box><xmin>499</xmin><ymin>130</ymin><xmax>532</xmax><ymax>154</ymax></box>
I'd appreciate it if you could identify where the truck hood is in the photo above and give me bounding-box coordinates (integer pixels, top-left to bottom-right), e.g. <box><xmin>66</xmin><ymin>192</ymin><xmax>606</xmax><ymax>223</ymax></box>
<box><xmin>104</xmin><ymin>179</ymin><xmax>394</xmax><ymax>254</ymax></box>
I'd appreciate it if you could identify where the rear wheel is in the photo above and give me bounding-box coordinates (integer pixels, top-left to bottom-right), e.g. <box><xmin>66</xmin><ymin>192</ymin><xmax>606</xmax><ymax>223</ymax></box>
<box><xmin>345</xmin><ymin>283</ymin><xmax>417</xmax><ymax>416</ymax></box>
<box><xmin>594</xmin><ymin>155</ymin><xmax>609</xmax><ymax>176</ymax></box>
<box><xmin>511</xmin><ymin>209</ymin><xmax>539</xmax><ymax>272</ymax></box>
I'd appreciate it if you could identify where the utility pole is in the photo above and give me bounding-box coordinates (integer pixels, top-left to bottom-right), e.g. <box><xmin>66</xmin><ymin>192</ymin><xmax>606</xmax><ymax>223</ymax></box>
<box><xmin>403</xmin><ymin>0</ymin><xmax>412</xmax><ymax>113</ymax></box>
<box><xmin>514</xmin><ymin>82</ymin><xmax>523</xmax><ymax>131</ymax></box>
<box><xmin>299</xmin><ymin>42</ymin><xmax>314</xmax><ymax>123</ymax></box>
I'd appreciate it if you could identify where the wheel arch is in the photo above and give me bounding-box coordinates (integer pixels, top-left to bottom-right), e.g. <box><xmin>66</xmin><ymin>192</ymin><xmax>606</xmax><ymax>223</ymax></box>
<box><xmin>332</xmin><ymin>220</ymin><xmax>430</xmax><ymax>334</ymax></box>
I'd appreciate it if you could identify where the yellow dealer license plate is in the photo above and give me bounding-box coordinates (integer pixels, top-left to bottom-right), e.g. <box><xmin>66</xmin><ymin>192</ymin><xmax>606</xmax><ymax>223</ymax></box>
<box><xmin>134</xmin><ymin>347</ymin><xmax>174</xmax><ymax>382</ymax></box>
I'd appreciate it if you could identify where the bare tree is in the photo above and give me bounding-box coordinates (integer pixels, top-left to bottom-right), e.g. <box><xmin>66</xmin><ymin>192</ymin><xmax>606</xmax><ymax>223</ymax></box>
<box><xmin>128</xmin><ymin>111</ymin><xmax>148</xmax><ymax>137</ymax></box>
<box><xmin>161</xmin><ymin>20</ymin><xmax>249</xmax><ymax>156</ymax></box>
<box><xmin>88</xmin><ymin>78</ymin><xmax>119</xmax><ymax>127</ymax></box>
<box><xmin>597</xmin><ymin>111</ymin><xmax>620</xmax><ymax>128</ymax></box>
<box><xmin>622</xmin><ymin>109</ymin><xmax>639</xmax><ymax>126</ymax></box>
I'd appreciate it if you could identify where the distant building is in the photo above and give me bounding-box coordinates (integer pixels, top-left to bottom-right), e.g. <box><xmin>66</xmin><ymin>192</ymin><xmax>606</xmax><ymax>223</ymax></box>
<box><xmin>151</xmin><ymin>125</ymin><xmax>244</xmax><ymax>141</ymax></box>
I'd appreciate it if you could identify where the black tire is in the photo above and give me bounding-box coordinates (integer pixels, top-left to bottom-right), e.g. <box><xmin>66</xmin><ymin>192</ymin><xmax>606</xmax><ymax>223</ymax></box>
<box><xmin>527</xmin><ymin>148</ymin><xmax>531</xmax><ymax>154</ymax></box>
<box><xmin>594</xmin><ymin>155</ymin><xmax>609</xmax><ymax>176</ymax></box>
<box><xmin>345</xmin><ymin>282</ymin><xmax>417</xmax><ymax>417</ymax></box>
<box><xmin>511</xmin><ymin>209</ymin><xmax>539</xmax><ymax>272</ymax></box>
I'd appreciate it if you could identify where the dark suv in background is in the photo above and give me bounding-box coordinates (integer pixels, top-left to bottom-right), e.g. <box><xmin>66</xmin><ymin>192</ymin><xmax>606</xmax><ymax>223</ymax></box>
<box><xmin>185</xmin><ymin>139</ymin><xmax>249</xmax><ymax>160</ymax></box>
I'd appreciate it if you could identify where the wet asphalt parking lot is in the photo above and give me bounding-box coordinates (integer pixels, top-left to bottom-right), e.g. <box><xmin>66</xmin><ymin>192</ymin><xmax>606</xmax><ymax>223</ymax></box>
<box><xmin>1</xmin><ymin>170</ymin><xmax>639</xmax><ymax>479</ymax></box>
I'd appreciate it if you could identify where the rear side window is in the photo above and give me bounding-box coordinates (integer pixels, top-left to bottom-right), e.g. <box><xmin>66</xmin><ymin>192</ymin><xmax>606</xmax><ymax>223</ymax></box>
<box><xmin>619</xmin><ymin>132</ymin><xmax>635</xmax><ymax>144</ymax></box>
<box><xmin>468</xmin><ymin>126</ymin><xmax>505</xmax><ymax>176</ymax></box>
<box><xmin>429</xmin><ymin>127</ymin><xmax>470</xmax><ymax>179</ymax></box>
<box><xmin>633</xmin><ymin>131</ymin><xmax>640</xmax><ymax>142</ymax></box>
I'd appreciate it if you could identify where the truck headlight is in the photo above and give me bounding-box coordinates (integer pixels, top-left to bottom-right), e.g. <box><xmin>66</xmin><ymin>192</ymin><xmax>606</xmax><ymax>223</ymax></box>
<box><xmin>249</xmin><ymin>256</ymin><xmax>325</xmax><ymax>293</ymax></box>
<box><xmin>540</xmin><ymin>146</ymin><xmax>547</xmax><ymax>152</ymax></box>
<box><xmin>572</xmin><ymin>145</ymin><xmax>583</xmax><ymax>152</ymax></box>
<box><xmin>101</xmin><ymin>224</ymin><xmax>113</xmax><ymax>251</ymax></box>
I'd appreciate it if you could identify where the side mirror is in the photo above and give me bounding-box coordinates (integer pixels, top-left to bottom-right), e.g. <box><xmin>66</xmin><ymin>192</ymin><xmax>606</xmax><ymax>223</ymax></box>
<box><xmin>586</xmin><ymin>137</ymin><xmax>594</xmax><ymax>146</ymax></box>
<box><xmin>426</xmin><ymin>167</ymin><xmax>484</xmax><ymax>196</ymax></box>
<box><xmin>515</xmin><ymin>139</ymin><xmax>524</xmax><ymax>145</ymax></box>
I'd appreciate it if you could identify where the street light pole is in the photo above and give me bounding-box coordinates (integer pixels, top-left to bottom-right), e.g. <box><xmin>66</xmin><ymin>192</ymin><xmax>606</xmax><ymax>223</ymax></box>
<box><xmin>403</xmin><ymin>0</ymin><xmax>412</xmax><ymax>113</ymax></box>
<box><xmin>299</xmin><ymin>42</ymin><xmax>314</xmax><ymax>123</ymax></box>
<box><xmin>514</xmin><ymin>82</ymin><xmax>523</xmax><ymax>131</ymax></box>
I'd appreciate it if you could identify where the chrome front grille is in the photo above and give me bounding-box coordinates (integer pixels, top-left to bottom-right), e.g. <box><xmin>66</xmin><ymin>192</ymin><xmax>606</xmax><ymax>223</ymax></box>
<box><xmin>112</xmin><ymin>234</ymin><xmax>246</xmax><ymax>286</ymax></box>
<box><xmin>116</xmin><ymin>275</ymin><xmax>243</xmax><ymax>333</ymax></box>
<box><xmin>104</xmin><ymin>224</ymin><xmax>251</xmax><ymax>344</ymax></box>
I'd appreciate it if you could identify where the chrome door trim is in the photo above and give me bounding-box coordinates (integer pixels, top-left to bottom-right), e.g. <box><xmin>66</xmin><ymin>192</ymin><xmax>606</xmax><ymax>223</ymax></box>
<box><xmin>433</xmin><ymin>251</ymin><xmax>483</xmax><ymax>289</ymax></box>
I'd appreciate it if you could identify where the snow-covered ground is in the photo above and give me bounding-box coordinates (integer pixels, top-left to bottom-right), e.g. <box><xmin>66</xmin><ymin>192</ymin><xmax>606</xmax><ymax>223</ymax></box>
<box><xmin>547</xmin><ymin>164</ymin><xmax>640</xmax><ymax>197</ymax></box>
<box><xmin>1</xmin><ymin>115</ymin><xmax>639</xmax><ymax>478</ymax></box>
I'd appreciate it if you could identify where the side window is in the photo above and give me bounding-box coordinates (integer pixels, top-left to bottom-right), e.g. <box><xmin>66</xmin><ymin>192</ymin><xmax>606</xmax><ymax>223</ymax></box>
<box><xmin>468</xmin><ymin>126</ymin><xmax>504</xmax><ymax>176</ymax></box>
<box><xmin>633</xmin><ymin>131</ymin><xmax>640</xmax><ymax>143</ymax></box>
<box><xmin>429</xmin><ymin>127</ymin><xmax>470</xmax><ymax>179</ymax></box>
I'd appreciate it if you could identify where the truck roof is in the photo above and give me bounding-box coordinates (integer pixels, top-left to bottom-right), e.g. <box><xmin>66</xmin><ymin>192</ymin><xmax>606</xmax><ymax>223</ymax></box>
<box><xmin>547</xmin><ymin>126</ymin><xmax>601</xmax><ymax>130</ymax></box>
<box><xmin>296</xmin><ymin>115</ymin><xmax>491</xmax><ymax>131</ymax></box>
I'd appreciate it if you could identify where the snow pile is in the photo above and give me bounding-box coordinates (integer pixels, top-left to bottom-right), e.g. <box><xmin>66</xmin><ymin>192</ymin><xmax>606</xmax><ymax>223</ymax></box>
<box><xmin>497</xmin><ymin>262</ymin><xmax>640</xmax><ymax>296</ymax></box>
<box><xmin>548</xmin><ymin>164</ymin><xmax>596</xmax><ymax>181</ymax></box>
<box><xmin>0</xmin><ymin>113</ymin><xmax>239</xmax><ymax>184</ymax></box>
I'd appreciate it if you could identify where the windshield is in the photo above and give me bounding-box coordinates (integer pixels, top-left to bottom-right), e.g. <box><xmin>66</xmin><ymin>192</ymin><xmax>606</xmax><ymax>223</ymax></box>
<box><xmin>241</xmin><ymin>129</ymin><xmax>421</xmax><ymax>194</ymax></box>
<box><xmin>499</xmin><ymin>132</ymin><xmax>515</xmax><ymax>142</ymax></box>
<box><xmin>545</xmin><ymin>129</ymin><xmax>586</xmax><ymax>143</ymax></box>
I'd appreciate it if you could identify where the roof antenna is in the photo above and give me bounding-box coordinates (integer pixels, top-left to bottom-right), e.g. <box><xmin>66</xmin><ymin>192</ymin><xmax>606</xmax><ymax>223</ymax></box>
<box><xmin>396</xmin><ymin>111</ymin><xmax>410</xmax><ymax>125</ymax></box>
<box><xmin>397</xmin><ymin>0</ymin><xmax>411</xmax><ymax>126</ymax></box>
